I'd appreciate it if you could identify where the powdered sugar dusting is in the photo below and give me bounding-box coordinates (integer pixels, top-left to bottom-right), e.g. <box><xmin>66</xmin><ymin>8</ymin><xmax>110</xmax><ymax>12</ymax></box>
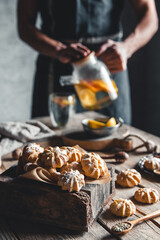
<box><xmin>25</xmin><ymin>143</ymin><xmax>44</xmax><ymax>153</ymax></box>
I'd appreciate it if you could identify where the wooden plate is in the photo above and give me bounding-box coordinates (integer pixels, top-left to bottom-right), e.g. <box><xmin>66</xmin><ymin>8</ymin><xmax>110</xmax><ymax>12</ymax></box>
<box><xmin>62</xmin><ymin>125</ymin><xmax>129</xmax><ymax>151</ymax></box>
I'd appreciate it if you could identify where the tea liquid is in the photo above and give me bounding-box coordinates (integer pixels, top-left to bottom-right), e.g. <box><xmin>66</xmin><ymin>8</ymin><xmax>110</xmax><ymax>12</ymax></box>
<box><xmin>74</xmin><ymin>79</ymin><xmax>118</xmax><ymax>110</ymax></box>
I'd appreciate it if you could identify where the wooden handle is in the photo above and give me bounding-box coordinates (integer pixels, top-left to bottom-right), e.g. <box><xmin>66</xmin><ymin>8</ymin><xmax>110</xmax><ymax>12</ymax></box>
<box><xmin>130</xmin><ymin>209</ymin><xmax>160</xmax><ymax>226</ymax></box>
<box><xmin>110</xmin><ymin>138</ymin><xmax>133</xmax><ymax>151</ymax></box>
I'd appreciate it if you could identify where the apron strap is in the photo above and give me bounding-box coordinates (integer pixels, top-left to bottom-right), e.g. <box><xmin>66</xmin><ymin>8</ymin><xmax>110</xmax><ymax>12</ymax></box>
<box><xmin>60</xmin><ymin>32</ymin><xmax>123</xmax><ymax>45</ymax></box>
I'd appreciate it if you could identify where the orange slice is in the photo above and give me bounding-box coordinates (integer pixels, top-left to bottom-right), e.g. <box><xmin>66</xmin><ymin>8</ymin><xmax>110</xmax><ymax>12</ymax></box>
<box><xmin>88</xmin><ymin>119</ymin><xmax>106</xmax><ymax>129</ymax></box>
<box><xmin>79</xmin><ymin>89</ymin><xmax>96</xmax><ymax>107</ymax></box>
<box><xmin>80</xmin><ymin>80</ymin><xmax>98</xmax><ymax>92</ymax></box>
<box><xmin>105</xmin><ymin>117</ymin><xmax>117</xmax><ymax>127</ymax></box>
<box><xmin>53</xmin><ymin>98</ymin><xmax>73</xmax><ymax>107</ymax></box>
<box><xmin>91</xmin><ymin>80</ymin><xmax>111</xmax><ymax>92</ymax></box>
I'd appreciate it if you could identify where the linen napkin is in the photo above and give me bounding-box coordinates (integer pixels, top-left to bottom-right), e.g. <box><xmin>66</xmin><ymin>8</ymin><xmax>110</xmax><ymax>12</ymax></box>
<box><xmin>0</xmin><ymin>120</ymin><xmax>55</xmax><ymax>157</ymax></box>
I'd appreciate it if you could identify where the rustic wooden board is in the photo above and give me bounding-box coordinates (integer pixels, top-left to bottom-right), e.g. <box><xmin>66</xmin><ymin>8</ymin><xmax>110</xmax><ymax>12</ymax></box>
<box><xmin>0</xmin><ymin>165</ymin><xmax>115</xmax><ymax>232</ymax></box>
<box><xmin>7</xmin><ymin>219</ymin><xmax>112</xmax><ymax>240</ymax></box>
<box><xmin>62</xmin><ymin>125</ymin><xmax>130</xmax><ymax>151</ymax></box>
<box><xmin>36</xmin><ymin>112</ymin><xmax>131</xmax><ymax>152</ymax></box>
<box><xmin>98</xmin><ymin>204</ymin><xmax>160</xmax><ymax>240</ymax></box>
<box><xmin>1</xmin><ymin>113</ymin><xmax>160</xmax><ymax>239</ymax></box>
<box><xmin>98</xmin><ymin>164</ymin><xmax>160</xmax><ymax>239</ymax></box>
<box><xmin>0</xmin><ymin>218</ymin><xmax>18</xmax><ymax>240</ymax></box>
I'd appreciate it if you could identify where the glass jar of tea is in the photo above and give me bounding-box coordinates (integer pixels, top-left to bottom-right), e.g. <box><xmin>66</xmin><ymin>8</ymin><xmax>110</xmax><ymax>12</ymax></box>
<box><xmin>60</xmin><ymin>52</ymin><xmax>118</xmax><ymax>110</ymax></box>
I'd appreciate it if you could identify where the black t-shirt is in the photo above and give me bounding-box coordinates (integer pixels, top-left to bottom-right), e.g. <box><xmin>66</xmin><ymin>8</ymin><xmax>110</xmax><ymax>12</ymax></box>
<box><xmin>38</xmin><ymin>0</ymin><xmax>124</xmax><ymax>40</ymax></box>
<box><xmin>35</xmin><ymin>0</ymin><xmax>125</xmax><ymax>94</ymax></box>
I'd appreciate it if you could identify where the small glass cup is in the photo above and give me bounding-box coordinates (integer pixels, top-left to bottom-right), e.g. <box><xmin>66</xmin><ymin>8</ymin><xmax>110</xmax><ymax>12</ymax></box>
<box><xmin>49</xmin><ymin>92</ymin><xmax>75</xmax><ymax>128</ymax></box>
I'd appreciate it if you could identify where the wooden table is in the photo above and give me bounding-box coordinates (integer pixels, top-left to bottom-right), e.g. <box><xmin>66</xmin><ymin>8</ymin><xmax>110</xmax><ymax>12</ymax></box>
<box><xmin>1</xmin><ymin>112</ymin><xmax>160</xmax><ymax>240</ymax></box>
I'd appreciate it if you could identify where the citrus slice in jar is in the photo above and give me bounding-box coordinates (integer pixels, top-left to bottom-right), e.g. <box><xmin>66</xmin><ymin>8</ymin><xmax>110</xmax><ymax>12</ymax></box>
<box><xmin>80</xmin><ymin>80</ymin><xmax>97</xmax><ymax>92</ymax></box>
<box><xmin>79</xmin><ymin>89</ymin><xmax>96</xmax><ymax>108</ymax></box>
<box><xmin>91</xmin><ymin>80</ymin><xmax>110</xmax><ymax>92</ymax></box>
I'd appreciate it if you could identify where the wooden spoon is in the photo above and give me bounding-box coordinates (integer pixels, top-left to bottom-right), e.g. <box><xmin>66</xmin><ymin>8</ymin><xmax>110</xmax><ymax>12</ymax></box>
<box><xmin>100</xmin><ymin>151</ymin><xmax>129</xmax><ymax>163</ymax></box>
<box><xmin>111</xmin><ymin>209</ymin><xmax>160</xmax><ymax>235</ymax></box>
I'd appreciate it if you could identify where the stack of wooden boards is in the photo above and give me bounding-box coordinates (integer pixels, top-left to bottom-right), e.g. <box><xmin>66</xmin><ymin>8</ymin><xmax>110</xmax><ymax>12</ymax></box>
<box><xmin>0</xmin><ymin>162</ymin><xmax>115</xmax><ymax>231</ymax></box>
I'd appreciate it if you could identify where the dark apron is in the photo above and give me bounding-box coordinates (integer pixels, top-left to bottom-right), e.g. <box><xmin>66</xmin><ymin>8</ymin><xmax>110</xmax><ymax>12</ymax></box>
<box><xmin>32</xmin><ymin>0</ymin><xmax>131</xmax><ymax>124</ymax></box>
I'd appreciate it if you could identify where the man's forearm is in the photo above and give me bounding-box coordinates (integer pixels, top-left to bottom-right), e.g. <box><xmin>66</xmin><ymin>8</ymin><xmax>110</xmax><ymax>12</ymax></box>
<box><xmin>122</xmin><ymin>0</ymin><xmax>158</xmax><ymax>58</ymax></box>
<box><xmin>19</xmin><ymin>24</ymin><xmax>65</xmax><ymax>58</ymax></box>
<box><xmin>18</xmin><ymin>23</ymin><xmax>91</xmax><ymax>63</ymax></box>
<box><xmin>17</xmin><ymin>0</ymin><xmax>66</xmax><ymax>58</ymax></box>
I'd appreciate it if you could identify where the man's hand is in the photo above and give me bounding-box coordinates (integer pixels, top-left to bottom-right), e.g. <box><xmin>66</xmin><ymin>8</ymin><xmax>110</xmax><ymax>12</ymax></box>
<box><xmin>96</xmin><ymin>40</ymin><xmax>128</xmax><ymax>73</ymax></box>
<box><xmin>17</xmin><ymin>0</ymin><xmax>91</xmax><ymax>62</ymax></box>
<box><xmin>57</xmin><ymin>43</ymin><xmax>91</xmax><ymax>63</ymax></box>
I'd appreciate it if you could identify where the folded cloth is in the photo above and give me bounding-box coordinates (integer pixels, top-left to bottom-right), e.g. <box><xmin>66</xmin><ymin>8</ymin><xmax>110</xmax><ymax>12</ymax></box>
<box><xmin>0</xmin><ymin>120</ymin><xmax>55</xmax><ymax>157</ymax></box>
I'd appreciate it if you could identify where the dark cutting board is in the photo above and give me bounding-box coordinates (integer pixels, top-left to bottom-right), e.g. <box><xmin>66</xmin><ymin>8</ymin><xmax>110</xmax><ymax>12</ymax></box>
<box><xmin>0</xmin><ymin>165</ymin><xmax>115</xmax><ymax>232</ymax></box>
<box><xmin>62</xmin><ymin>125</ymin><xmax>132</xmax><ymax>151</ymax></box>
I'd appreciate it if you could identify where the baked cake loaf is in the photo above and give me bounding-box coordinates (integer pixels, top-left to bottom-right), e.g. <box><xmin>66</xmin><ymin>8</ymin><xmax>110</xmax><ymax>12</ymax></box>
<box><xmin>39</xmin><ymin>146</ymin><xmax>69</xmax><ymax>168</ymax></box>
<box><xmin>134</xmin><ymin>188</ymin><xmax>159</xmax><ymax>203</ymax></box>
<box><xmin>81</xmin><ymin>152</ymin><xmax>109</xmax><ymax>179</ymax></box>
<box><xmin>110</xmin><ymin>198</ymin><xmax>136</xmax><ymax>217</ymax></box>
<box><xmin>58</xmin><ymin>169</ymin><xmax>85</xmax><ymax>192</ymax></box>
<box><xmin>144</xmin><ymin>155</ymin><xmax>160</xmax><ymax>170</ymax></box>
<box><xmin>21</xmin><ymin>143</ymin><xmax>44</xmax><ymax>164</ymax></box>
<box><xmin>117</xmin><ymin>169</ymin><xmax>141</xmax><ymax>187</ymax></box>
